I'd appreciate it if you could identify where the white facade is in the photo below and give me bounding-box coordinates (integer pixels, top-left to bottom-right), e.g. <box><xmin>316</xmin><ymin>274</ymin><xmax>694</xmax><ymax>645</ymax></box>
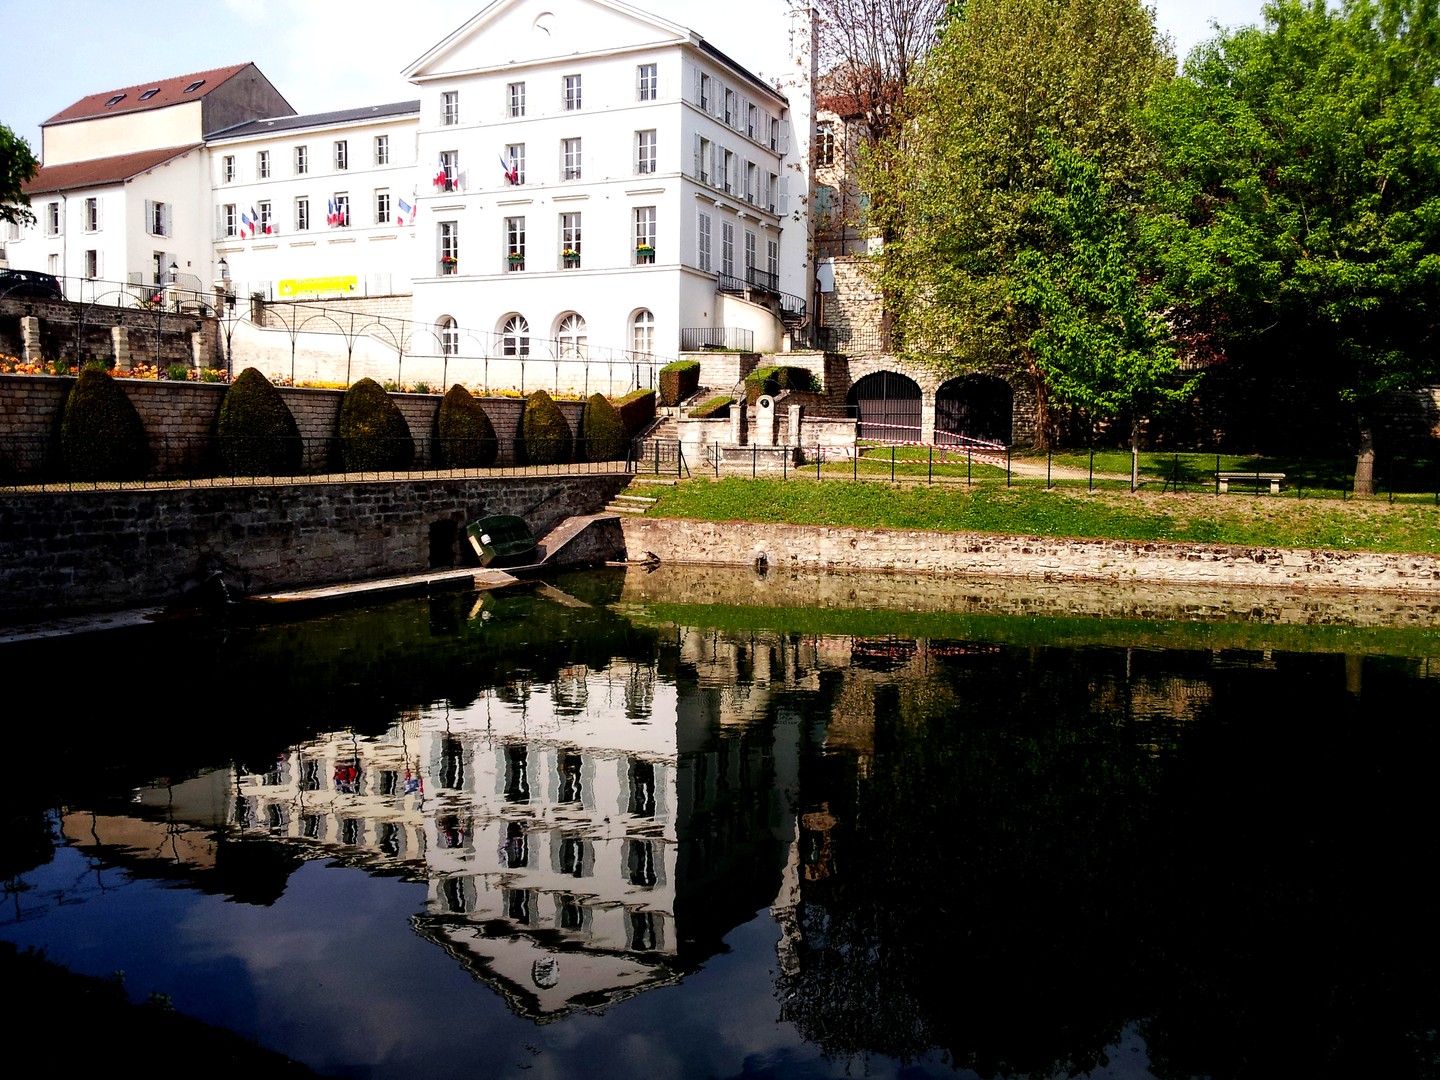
<box><xmin>208</xmin><ymin>103</ymin><xmax>421</xmax><ymax>300</ymax></box>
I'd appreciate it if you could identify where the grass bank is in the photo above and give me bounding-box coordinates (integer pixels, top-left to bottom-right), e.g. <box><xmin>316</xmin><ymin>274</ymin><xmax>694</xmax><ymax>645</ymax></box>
<box><xmin>642</xmin><ymin>477</ymin><xmax>1440</xmax><ymax>555</ymax></box>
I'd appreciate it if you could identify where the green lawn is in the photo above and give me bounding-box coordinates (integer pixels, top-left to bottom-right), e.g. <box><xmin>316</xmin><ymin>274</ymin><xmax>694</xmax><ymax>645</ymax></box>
<box><xmin>643</xmin><ymin>477</ymin><xmax>1440</xmax><ymax>554</ymax></box>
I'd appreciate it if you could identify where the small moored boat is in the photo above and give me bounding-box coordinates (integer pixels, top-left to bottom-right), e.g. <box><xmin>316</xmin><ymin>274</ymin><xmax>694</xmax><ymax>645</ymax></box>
<box><xmin>465</xmin><ymin>514</ymin><xmax>538</xmax><ymax>568</ymax></box>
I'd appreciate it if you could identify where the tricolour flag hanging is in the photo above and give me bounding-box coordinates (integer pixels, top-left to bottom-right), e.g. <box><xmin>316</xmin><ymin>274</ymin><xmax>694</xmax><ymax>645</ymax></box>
<box><xmin>499</xmin><ymin>153</ymin><xmax>519</xmax><ymax>185</ymax></box>
<box><xmin>239</xmin><ymin>208</ymin><xmax>253</xmax><ymax>238</ymax></box>
<box><xmin>326</xmin><ymin>197</ymin><xmax>338</xmax><ymax>227</ymax></box>
<box><xmin>395</xmin><ymin>197</ymin><xmax>415</xmax><ymax>226</ymax></box>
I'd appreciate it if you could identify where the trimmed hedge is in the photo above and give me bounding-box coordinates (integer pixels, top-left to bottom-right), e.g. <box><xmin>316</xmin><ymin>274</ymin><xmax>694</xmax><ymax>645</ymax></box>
<box><xmin>337</xmin><ymin>377</ymin><xmax>415</xmax><ymax>471</ymax></box>
<box><xmin>614</xmin><ymin>388</ymin><xmax>657</xmax><ymax>437</ymax></box>
<box><xmin>580</xmin><ymin>394</ymin><xmax>628</xmax><ymax>462</ymax></box>
<box><xmin>217</xmin><ymin>367</ymin><xmax>301</xmax><ymax>476</ymax></box>
<box><xmin>744</xmin><ymin>365</ymin><xmax>820</xmax><ymax>404</ymax></box>
<box><xmin>435</xmin><ymin>384</ymin><xmax>498</xmax><ymax>468</ymax></box>
<box><xmin>689</xmin><ymin>395</ymin><xmax>735</xmax><ymax>419</ymax></box>
<box><xmin>60</xmin><ymin>367</ymin><xmax>150</xmax><ymax>480</ymax></box>
<box><xmin>516</xmin><ymin>388</ymin><xmax>573</xmax><ymax>465</ymax></box>
<box><xmin>658</xmin><ymin>360</ymin><xmax>700</xmax><ymax>406</ymax></box>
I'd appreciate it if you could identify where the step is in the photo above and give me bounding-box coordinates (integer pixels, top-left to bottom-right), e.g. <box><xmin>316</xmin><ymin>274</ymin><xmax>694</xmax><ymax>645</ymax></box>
<box><xmin>613</xmin><ymin>494</ymin><xmax>658</xmax><ymax>505</ymax></box>
<box><xmin>605</xmin><ymin>503</ymin><xmax>651</xmax><ymax>515</ymax></box>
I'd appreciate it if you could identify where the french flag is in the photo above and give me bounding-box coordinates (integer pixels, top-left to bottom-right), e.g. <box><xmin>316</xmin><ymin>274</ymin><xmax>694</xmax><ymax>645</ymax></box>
<box><xmin>327</xmin><ymin>197</ymin><xmax>338</xmax><ymax>227</ymax></box>
<box><xmin>239</xmin><ymin>208</ymin><xmax>253</xmax><ymax>238</ymax></box>
<box><xmin>396</xmin><ymin>197</ymin><xmax>415</xmax><ymax>226</ymax></box>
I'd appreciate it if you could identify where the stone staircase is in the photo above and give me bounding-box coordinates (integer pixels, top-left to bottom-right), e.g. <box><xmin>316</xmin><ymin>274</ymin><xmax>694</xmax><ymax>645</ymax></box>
<box><xmin>605</xmin><ymin>476</ymin><xmax>675</xmax><ymax>515</ymax></box>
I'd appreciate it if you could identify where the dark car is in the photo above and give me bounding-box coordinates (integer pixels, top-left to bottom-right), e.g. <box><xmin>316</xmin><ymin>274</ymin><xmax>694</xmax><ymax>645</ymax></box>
<box><xmin>0</xmin><ymin>268</ymin><xmax>65</xmax><ymax>301</ymax></box>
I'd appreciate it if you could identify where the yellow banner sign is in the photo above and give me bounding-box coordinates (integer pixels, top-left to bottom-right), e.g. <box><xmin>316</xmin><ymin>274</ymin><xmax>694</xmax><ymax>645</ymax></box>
<box><xmin>277</xmin><ymin>275</ymin><xmax>358</xmax><ymax>297</ymax></box>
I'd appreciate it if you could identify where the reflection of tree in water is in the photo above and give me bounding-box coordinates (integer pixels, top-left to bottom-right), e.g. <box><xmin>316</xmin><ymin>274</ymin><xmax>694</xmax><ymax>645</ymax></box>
<box><xmin>778</xmin><ymin>646</ymin><xmax>1440</xmax><ymax>1078</ymax></box>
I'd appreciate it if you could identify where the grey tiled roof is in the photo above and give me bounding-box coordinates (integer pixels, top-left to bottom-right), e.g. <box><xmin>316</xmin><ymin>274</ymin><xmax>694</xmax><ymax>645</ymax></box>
<box><xmin>210</xmin><ymin>101</ymin><xmax>421</xmax><ymax>140</ymax></box>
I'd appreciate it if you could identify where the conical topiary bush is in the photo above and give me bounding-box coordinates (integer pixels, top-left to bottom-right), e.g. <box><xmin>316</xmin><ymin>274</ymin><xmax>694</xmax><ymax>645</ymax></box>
<box><xmin>337</xmin><ymin>377</ymin><xmax>415</xmax><ymax>471</ymax></box>
<box><xmin>515</xmin><ymin>389</ymin><xmax>573</xmax><ymax>466</ymax></box>
<box><xmin>59</xmin><ymin>366</ymin><xmax>149</xmax><ymax>480</ymax></box>
<box><xmin>216</xmin><ymin>367</ymin><xmax>302</xmax><ymax>476</ymax></box>
<box><xmin>435</xmin><ymin>384</ymin><xmax>498</xmax><ymax>468</ymax></box>
<box><xmin>580</xmin><ymin>393</ymin><xmax>627</xmax><ymax>462</ymax></box>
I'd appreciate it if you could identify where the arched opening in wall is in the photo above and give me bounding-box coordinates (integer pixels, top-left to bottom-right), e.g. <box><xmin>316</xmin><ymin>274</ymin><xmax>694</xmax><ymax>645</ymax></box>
<box><xmin>847</xmin><ymin>371</ymin><xmax>922</xmax><ymax>444</ymax></box>
<box><xmin>500</xmin><ymin>313</ymin><xmax>530</xmax><ymax>357</ymax></box>
<box><xmin>936</xmin><ymin>374</ymin><xmax>1013</xmax><ymax>445</ymax></box>
<box><xmin>630</xmin><ymin>309</ymin><xmax>654</xmax><ymax>361</ymax></box>
<box><xmin>429</xmin><ymin>515</ymin><xmax>475</xmax><ymax>568</ymax></box>
<box><xmin>437</xmin><ymin>316</ymin><xmax>458</xmax><ymax>356</ymax></box>
<box><xmin>556</xmin><ymin>312</ymin><xmax>587</xmax><ymax>358</ymax></box>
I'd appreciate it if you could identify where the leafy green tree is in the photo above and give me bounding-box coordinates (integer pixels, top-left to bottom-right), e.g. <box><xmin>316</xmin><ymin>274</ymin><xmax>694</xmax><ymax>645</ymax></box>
<box><xmin>1</xmin><ymin>123</ymin><xmax>39</xmax><ymax>228</ymax></box>
<box><xmin>1144</xmin><ymin>0</ymin><xmax>1440</xmax><ymax>494</ymax></box>
<box><xmin>1016</xmin><ymin>141</ymin><xmax>1196</xmax><ymax>485</ymax></box>
<box><xmin>868</xmin><ymin>0</ymin><xmax>1172</xmax><ymax>447</ymax></box>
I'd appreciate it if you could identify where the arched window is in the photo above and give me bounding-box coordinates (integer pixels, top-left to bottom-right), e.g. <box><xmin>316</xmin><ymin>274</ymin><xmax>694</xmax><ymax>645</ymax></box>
<box><xmin>631</xmin><ymin>309</ymin><xmax>655</xmax><ymax>359</ymax></box>
<box><xmin>501</xmin><ymin>314</ymin><xmax>530</xmax><ymax>357</ymax></box>
<box><xmin>437</xmin><ymin>316</ymin><xmax>458</xmax><ymax>356</ymax></box>
<box><xmin>557</xmin><ymin>312</ymin><xmax>587</xmax><ymax>358</ymax></box>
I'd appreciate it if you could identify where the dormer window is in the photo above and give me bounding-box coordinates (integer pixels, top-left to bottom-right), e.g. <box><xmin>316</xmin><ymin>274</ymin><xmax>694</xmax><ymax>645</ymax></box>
<box><xmin>139</xmin><ymin>88</ymin><xmax>160</xmax><ymax>100</ymax></box>
<box><xmin>105</xmin><ymin>94</ymin><xmax>126</xmax><ymax>107</ymax></box>
<box><xmin>183</xmin><ymin>80</ymin><xmax>205</xmax><ymax>94</ymax></box>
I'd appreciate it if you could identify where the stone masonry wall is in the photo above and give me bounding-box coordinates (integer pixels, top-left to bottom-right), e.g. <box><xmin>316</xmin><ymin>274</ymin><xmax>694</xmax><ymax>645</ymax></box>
<box><xmin>0</xmin><ymin>474</ymin><xmax>630</xmax><ymax>620</ymax></box>
<box><xmin>621</xmin><ymin>518</ymin><xmax>1440</xmax><ymax>595</ymax></box>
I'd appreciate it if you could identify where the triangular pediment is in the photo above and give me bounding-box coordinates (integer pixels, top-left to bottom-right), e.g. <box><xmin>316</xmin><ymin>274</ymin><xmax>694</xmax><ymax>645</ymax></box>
<box><xmin>404</xmin><ymin>0</ymin><xmax>691</xmax><ymax>79</ymax></box>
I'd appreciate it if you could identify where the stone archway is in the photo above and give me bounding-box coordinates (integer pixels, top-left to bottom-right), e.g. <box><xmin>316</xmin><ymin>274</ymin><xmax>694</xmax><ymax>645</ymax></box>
<box><xmin>847</xmin><ymin>370</ymin><xmax>923</xmax><ymax>443</ymax></box>
<box><xmin>936</xmin><ymin>374</ymin><xmax>1014</xmax><ymax>445</ymax></box>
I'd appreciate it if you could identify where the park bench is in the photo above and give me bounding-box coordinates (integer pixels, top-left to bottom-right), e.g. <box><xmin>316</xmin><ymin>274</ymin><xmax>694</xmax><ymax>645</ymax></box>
<box><xmin>1215</xmin><ymin>470</ymin><xmax>1285</xmax><ymax>495</ymax></box>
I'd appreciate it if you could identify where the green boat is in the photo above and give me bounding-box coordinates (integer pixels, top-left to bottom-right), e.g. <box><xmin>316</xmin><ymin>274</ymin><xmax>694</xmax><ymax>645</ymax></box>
<box><xmin>465</xmin><ymin>515</ymin><xmax>539</xmax><ymax>568</ymax></box>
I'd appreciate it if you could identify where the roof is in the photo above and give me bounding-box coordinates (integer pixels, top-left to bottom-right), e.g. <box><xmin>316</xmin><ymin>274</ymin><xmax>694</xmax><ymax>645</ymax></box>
<box><xmin>23</xmin><ymin>145</ymin><xmax>202</xmax><ymax>195</ymax></box>
<box><xmin>43</xmin><ymin>64</ymin><xmax>255</xmax><ymax>126</ymax></box>
<box><xmin>210</xmin><ymin>101</ymin><xmax>421</xmax><ymax>141</ymax></box>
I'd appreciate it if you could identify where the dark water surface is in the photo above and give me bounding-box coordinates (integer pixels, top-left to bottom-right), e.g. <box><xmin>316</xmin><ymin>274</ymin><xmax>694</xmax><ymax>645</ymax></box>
<box><xmin>4</xmin><ymin>567</ymin><xmax>1438</xmax><ymax>1079</ymax></box>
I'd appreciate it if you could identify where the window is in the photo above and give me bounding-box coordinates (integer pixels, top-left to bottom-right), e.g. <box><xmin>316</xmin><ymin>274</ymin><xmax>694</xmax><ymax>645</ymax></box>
<box><xmin>183</xmin><ymin>80</ymin><xmax>205</xmax><ymax>93</ymax></box>
<box><xmin>374</xmin><ymin>135</ymin><xmax>389</xmax><ymax>165</ymax></box>
<box><xmin>105</xmin><ymin>94</ymin><xmax>126</xmax><ymax>107</ymax></box>
<box><xmin>747</xmin><ymin>104</ymin><xmax>758</xmax><ymax>139</ymax></box>
<box><xmin>222</xmin><ymin>204</ymin><xmax>238</xmax><ymax>237</ymax></box>
<box><xmin>724</xmin><ymin>89</ymin><xmax>737</xmax><ymax>126</ymax></box>
<box><xmin>696</xmin><ymin>210</ymin><xmax>711</xmax><ymax>271</ymax></box>
<box><xmin>257</xmin><ymin>150</ymin><xmax>270</xmax><ymax>179</ymax></box>
<box><xmin>152</xmin><ymin>251</ymin><xmax>166</xmax><ymax>285</ymax></box>
<box><xmin>560</xmin><ymin>212</ymin><xmax>581</xmax><ymax>268</ymax></box>
<box><xmin>636</xmin><ymin>130</ymin><xmax>656</xmax><ymax>175</ymax></box>
<box><xmin>767</xmin><ymin>238</ymin><xmax>779</xmax><ymax>280</ymax></box>
<box><xmin>767</xmin><ymin>171</ymin><xmax>778</xmax><ymax>213</ymax></box>
<box><xmin>295</xmin><ymin>145</ymin><xmax>308</xmax><ymax>174</ymax></box>
<box><xmin>441</xmin><ymin>90</ymin><xmax>459</xmax><ymax>126</ymax></box>
<box><xmin>332</xmin><ymin>193</ymin><xmax>350</xmax><ymax>227</ymax></box>
<box><xmin>563</xmin><ymin>74</ymin><xmax>582</xmax><ymax>110</ymax></box>
<box><xmin>375</xmin><ymin>190</ymin><xmax>390</xmax><ymax>224</ymax></box>
<box><xmin>508</xmin><ymin>81</ymin><xmax>525</xmax><ymax>117</ymax></box>
<box><xmin>637</xmin><ymin>63</ymin><xmax>657</xmax><ymax>101</ymax></box>
<box><xmin>745</xmin><ymin>229</ymin><xmax>757</xmax><ymax>275</ymax></box>
<box><xmin>501</xmin><ymin>314</ymin><xmax>530</xmax><ymax>356</ymax></box>
<box><xmin>258</xmin><ymin>200</ymin><xmax>273</xmax><ymax>235</ymax></box>
<box><xmin>334</xmin><ymin>140</ymin><xmax>348</xmax><ymax>170</ymax></box>
<box><xmin>295</xmin><ymin>197</ymin><xmax>309</xmax><ymax>231</ymax></box>
<box><xmin>437</xmin><ymin>150</ymin><xmax>459</xmax><ymax>190</ymax></box>
<box><xmin>504</xmin><ymin>143</ymin><xmax>525</xmax><ymax>185</ymax></box>
<box><xmin>439</xmin><ymin>221</ymin><xmax>459</xmax><ymax>274</ymax></box>
<box><xmin>222</xmin><ymin>155</ymin><xmax>236</xmax><ymax>183</ymax></box>
<box><xmin>84</xmin><ymin>197</ymin><xmax>99</xmax><ymax>232</ymax></box>
<box><xmin>147</xmin><ymin>200</ymin><xmax>170</xmax><ymax>237</ymax></box>
<box><xmin>771</xmin><ymin>117</ymin><xmax>780</xmax><ymax>151</ymax></box>
<box><xmin>505</xmin><ymin>216</ymin><xmax>526</xmax><ymax>271</ymax></box>
<box><xmin>696</xmin><ymin>136</ymin><xmax>711</xmax><ymax>184</ymax></box>
<box><xmin>721</xmin><ymin>220</ymin><xmax>735</xmax><ymax>275</ymax></box>
<box><xmin>84</xmin><ymin>250</ymin><xmax>99</xmax><ymax>278</ymax></box>
<box><xmin>438</xmin><ymin>316</ymin><xmax>458</xmax><ymax>356</ymax></box>
<box><xmin>720</xmin><ymin>149</ymin><xmax>734</xmax><ymax>193</ymax></box>
<box><xmin>562</xmin><ymin>138</ymin><xmax>582</xmax><ymax>181</ymax></box>
<box><xmin>45</xmin><ymin>202</ymin><xmax>60</xmax><ymax>236</ymax></box>
<box><xmin>635</xmin><ymin>205</ymin><xmax>656</xmax><ymax>263</ymax></box>
<box><xmin>746</xmin><ymin>161</ymin><xmax>758</xmax><ymax>203</ymax></box>
<box><xmin>557</xmin><ymin>313</ymin><xmax>587</xmax><ymax>358</ymax></box>
<box><xmin>631</xmin><ymin>309</ymin><xmax>655</xmax><ymax>358</ymax></box>
<box><xmin>139</xmin><ymin>88</ymin><xmax>159</xmax><ymax>100</ymax></box>
<box><xmin>699</xmin><ymin>73</ymin><xmax>712</xmax><ymax>112</ymax></box>
<box><xmin>817</xmin><ymin>121</ymin><xmax>835</xmax><ymax>167</ymax></box>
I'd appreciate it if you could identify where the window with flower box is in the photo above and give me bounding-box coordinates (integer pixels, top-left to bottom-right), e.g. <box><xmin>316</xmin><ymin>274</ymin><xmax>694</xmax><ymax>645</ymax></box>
<box><xmin>439</xmin><ymin>221</ymin><xmax>459</xmax><ymax>274</ymax></box>
<box><xmin>505</xmin><ymin>216</ymin><xmax>526</xmax><ymax>271</ymax></box>
<box><xmin>559</xmin><ymin>212</ymin><xmax>582</xmax><ymax>268</ymax></box>
<box><xmin>635</xmin><ymin>206</ymin><xmax>656</xmax><ymax>265</ymax></box>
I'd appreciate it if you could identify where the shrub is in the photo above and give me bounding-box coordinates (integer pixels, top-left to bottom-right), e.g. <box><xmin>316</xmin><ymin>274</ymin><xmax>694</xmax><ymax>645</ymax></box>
<box><xmin>515</xmin><ymin>388</ymin><xmax>573</xmax><ymax>465</ymax></box>
<box><xmin>435</xmin><ymin>384</ymin><xmax>498</xmax><ymax>468</ymax></box>
<box><xmin>614</xmin><ymin>388</ymin><xmax>657</xmax><ymax>436</ymax></box>
<box><xmin>217</xmin><ymin>367</ymin><xmax>302</xmax><ymax>476</ymax></box>
<box><xmin>658</xmin><ymin>360</ymin><xmax>700</xmax><ymax>406</ymax></box>
<box><xmin>744</xmin><ymin>365</ymin><xmax>820</xmax><ymax>403</ymax></box>
<box><xmin>165</xmin><ymin>364</ymin><xmax>191</xmax><ymax>381</ymax></box>
<box><xmin>59</xmin><ymin>367</ymin><xmax>149</xmax><ymax>480</ymax></box>
<box><xmin>689</xmin><ymin>395</ymin><xmax>735</xmax><ymax>419</ymax></box>
<box><xmin>337</xmin><ymin>377</ymin><xmax>415</xmax><ymax>471</ymax></box>
<box><xmin>580</xmin><ymin>393</ymin><xmax>628</xmax><ymax>461</ymax></box>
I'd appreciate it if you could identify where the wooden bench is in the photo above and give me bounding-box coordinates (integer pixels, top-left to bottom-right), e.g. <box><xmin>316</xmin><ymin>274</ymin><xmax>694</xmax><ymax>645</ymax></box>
<box><xmin>1216</xmin><ymin>471</ymin><xmax>1285</xmax><ymax>494</ymax></box>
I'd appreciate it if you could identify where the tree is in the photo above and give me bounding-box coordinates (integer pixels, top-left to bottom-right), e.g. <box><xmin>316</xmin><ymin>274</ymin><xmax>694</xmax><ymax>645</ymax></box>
<box><xmin>867</xmin><ymin>0</ymin><xmax>1173</xmax><ymax>447</ymax></box>
<box><xmin>1</xmin><ymin>123</ymin><xmax>39</xmax><ymax>228</ymax></box>
<box><xmin>1144</xmin><ymin>0</ymin><xmax>1440</xmax><ymax>494</ymax></box>
<box><xmin>1016</xmin><ymin>141</ymin><xmax>1196</xmax><ymax>484</ymax></box>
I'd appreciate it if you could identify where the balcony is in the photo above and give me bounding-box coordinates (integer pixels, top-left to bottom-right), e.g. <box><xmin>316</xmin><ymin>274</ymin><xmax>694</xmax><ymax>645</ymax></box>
<box><xmin>680</xmin><ymin>326</ymin><xmax>754</xmax><ymax>351</ymax></box>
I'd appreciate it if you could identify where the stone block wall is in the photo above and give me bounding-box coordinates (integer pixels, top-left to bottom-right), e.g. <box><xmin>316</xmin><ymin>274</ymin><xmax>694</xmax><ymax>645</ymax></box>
<box><xmin>0</xmin><ymin>474</ymin><xmax>630</xmax><ymax>620</ymax></box>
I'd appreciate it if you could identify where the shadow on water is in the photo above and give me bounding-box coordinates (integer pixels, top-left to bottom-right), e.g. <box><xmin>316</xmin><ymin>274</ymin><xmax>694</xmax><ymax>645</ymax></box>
<box><xmin>2</xmin><ymin>564</ymin><xmax>1437</xmax><ymax>1079</ymax></box>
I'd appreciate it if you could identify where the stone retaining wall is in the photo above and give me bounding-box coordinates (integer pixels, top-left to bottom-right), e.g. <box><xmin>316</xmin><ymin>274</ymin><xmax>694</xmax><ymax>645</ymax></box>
<box><xmin>621</xmin><ymin>517</ymin><xmax>1440</xmax><ymax>595</ymax></box>
<box><xmin>0</xmin><ymin>474</ymin><xmax>630</xmax><ymax>620</ymax></box>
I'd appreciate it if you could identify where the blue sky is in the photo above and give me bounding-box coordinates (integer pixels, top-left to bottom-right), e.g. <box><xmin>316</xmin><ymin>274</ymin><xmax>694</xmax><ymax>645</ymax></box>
<box><xmin>1</xmin><ymin>0</ymin><xmax>1267</xmax><ymax>156</ymax></box>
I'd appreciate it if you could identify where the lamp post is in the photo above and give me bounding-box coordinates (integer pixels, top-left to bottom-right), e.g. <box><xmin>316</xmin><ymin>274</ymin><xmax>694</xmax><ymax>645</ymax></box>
<box><xmin>216</xmin><ymin>258</ymin><xmax>238</xmax><ymax>375</ymax></box>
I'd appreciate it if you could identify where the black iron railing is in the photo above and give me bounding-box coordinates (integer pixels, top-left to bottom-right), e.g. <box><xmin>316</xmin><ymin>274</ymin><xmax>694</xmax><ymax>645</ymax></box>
<box><xmin>679</xmin><ymin>327</ymin><xmax>754</xmax><ymax>352</ymax></box>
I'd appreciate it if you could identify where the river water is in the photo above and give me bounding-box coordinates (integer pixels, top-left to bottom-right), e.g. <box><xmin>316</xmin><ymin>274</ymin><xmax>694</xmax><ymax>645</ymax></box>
<box><xmin>4</xmin><ymin>565</ymin><xmax>1438</xmax><ymax>1079</ymax></box>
